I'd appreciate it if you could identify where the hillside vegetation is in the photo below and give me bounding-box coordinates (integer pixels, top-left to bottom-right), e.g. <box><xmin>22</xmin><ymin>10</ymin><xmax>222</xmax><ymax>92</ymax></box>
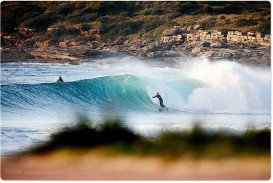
<box><xmin>1</xmin><ymin>1</ymin><xmax>270</xmax><ymax>44</ymax></box>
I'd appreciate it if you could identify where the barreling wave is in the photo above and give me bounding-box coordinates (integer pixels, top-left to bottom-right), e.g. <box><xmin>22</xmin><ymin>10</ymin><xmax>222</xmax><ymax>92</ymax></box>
<box><xmin>1</xmin><ymin>74</ymin><xmax>204</xmax><ymax>114</ymax></box>
<box><xmin>1</xmin><ymin>60</ymin><xmax>271</xmax><ymax>115</ymax></box>
<box><xmin>1</xmin><ymin>60</ymin><xmax>271</xmax><ymax>156</ymax></box>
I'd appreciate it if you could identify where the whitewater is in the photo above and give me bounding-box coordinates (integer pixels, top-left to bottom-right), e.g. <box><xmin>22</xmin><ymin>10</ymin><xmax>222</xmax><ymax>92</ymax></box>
<box><xmin>1</xmin><ymin>57</ymin><xmax>271</xmax><ymax>155</ymax></box>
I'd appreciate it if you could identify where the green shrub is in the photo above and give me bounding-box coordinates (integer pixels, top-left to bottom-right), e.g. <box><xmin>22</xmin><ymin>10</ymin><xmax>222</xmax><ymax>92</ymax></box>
<box><xmin>179</xmin><ymin>2</ymin><xmax>198</xmax><ymax>14</ymax></box>
<box><xmin>117</xmin><ymin>20</ymin><xmax>144</xmax><ymax>36</ymax></box>
<box><xmin>256</xmin><ymin>21</ymin><xmax>270</xmax><ymax>34</ymax></box>
<box><xmin>74</xmin><ymin>2</ymin><xmax>86</xmax><ymax>9</ymax></box>
<box><xmin>154</xmin><ymin>21</ymin><xmax>177</xmax><ymax>39</ymax></box>
<box><xmin>143</xmin><ymin>9</ymin><xmax>164</xmax><ymax>15</ymax></box>
<box><xmin>81</xmin><ymin>24</ymin><xmax>92</xmax><ymax>31</ymax></box>
<box><xmin>210</xmin><ymin>4</ymin><xmax>243</xmax><ymax>14</ymax></box>
<box><xmin>168</xmin><ymin>13</ymin><xmax>182</xmax><ymax>20</ymax></box>
<box><xmin>101</xmin><ymin>19</ymin><xmax>143</xmax><ymax>39</ymax></box>
<box><xmin>99</xmin><ymin>1</ymin><xmax>127</xmax><ymax>15</ymax></box>
<box><xmin>96</xmin><ymin>16</ymin><xmax>109</xmax><ymax>23</ymax></box>
<box><xmin>20</xmin><ymin>13</ymin><xmax>60</xmax><ymax>30</ymax></box>
<box><xmin>200</xmin><ymin>17</ymin><xmax>217</xmax><ymax>29</ymax></box>
<box><xmin>85</xmin><ymin>35</ymin><xmax>96</xmax><ymax>42</ymax></box>
<box><xmin>58</xmin><ymin>3</ymin><xmax>75</xmax><ymax>15</ymax></box>
<box><xmin>236</xmin><ymin>19</ymin><xmax>258</xmax><ymax>27</ymax></box>
<box><xmin>86</xmin><ymin>1</ymin><xmax>101</xmax><ymax>12</ymax></box>
<box><xmin>48</xmin><ymin>26</ymin><xmax>80</xmax><ymax>39</ymax></box>
<box><xmin>1</xmin><ymin>2</ymin><xmax>45</xmax><ymax>32</ymax></box>
<box><xmin>74</xmin><ymin>35</ymin><xmax>96</xmax><ymax>42</ymax></box>
<box><xmin>120</xmin><ymin>11</ymin><xmax>128</xmax><ymax>17</ymax></box>
<box><xmin>68</xmin><ymin>14</ymin><xmax>97</xmax><ymax>24</ymax></box>
<box><xmin>141</xmin><ymin>21</ymin><xmax>160</xmax><ymax>32</ymax></box>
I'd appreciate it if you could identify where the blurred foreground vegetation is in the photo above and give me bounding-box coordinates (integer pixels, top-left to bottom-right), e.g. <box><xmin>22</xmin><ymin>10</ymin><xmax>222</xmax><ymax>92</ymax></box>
<box><xmin>26</xmin><ymin>117</ymin><xmax>270</xmax><ymax>159</ymax></box>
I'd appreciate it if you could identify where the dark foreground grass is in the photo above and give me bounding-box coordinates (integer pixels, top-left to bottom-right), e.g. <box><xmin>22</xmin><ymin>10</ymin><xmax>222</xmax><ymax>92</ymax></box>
<box><xmin>26</xmin><ymin>118</ymin><xmax>270</xmax><ymax>159</ymax></box>
<box><xmin>151</xmin><ymin>126</ymin><xmax>270</xmax><ymax>158</ymax></box>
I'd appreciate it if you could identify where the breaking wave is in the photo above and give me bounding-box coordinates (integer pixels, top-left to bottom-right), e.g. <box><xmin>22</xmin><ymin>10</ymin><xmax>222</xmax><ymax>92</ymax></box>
<box><xmin>1</xmin><ymin>60</ymin><xmax>270</xmax><ymax>115</ymax></box>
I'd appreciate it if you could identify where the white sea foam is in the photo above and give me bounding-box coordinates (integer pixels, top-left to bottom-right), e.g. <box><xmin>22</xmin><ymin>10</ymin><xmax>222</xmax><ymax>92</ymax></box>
<box><xmin>1</xmin><ymin>57</ymin><xmax>271</xmax><ymax>155</ymax></box>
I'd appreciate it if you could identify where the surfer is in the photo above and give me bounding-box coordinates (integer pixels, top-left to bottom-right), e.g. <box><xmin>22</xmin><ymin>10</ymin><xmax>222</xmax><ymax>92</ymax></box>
<box><xmin>153</xmin><ymin>93</ymin><xmax>166</xmax><ymax>108</ymax></box>
<box><xmin>56</xmin><ymin>76</ymin><xmax>64</xmax><ymax>83</ymax></box>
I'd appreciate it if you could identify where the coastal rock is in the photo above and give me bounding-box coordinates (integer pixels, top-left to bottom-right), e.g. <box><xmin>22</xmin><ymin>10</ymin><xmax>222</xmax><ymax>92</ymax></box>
<box><xmin>184</xmin><ymin>42</ymin><xmax>196</xmax><ymax>51</ymax></box>
<box><xmin>234</xmin><ymin>51</ymin><xmax>242</xmax><ymax>58</ymax></box>
<box><xmin>34</xmin><ymin>41</ymin><xmax>50</xmax><ymax>48</ymax></box>
<box><xmin>161</xmin><ymin>51</ymin><xmax>179</xmax><ymax>57</ymax></box>
<box><xmin>202</xmin><ymin>50</ymin><xmax>214</xmax><ymax>58</ymax></box>
<box><xmin>84</xmin><ymin>50</ymin><xmax>104</xmax><ymax>57</ymax></box>
<box><xmin>186</xmin><ymin>26</ymin><xmax>193</xmax><ymax>32</ymax></box>
<box><xmin>221</xmin><ymin>51</ymin><xmax>233</xmax><ymax>59</ymax></box>
<box><xmin>210</xmin><ymin>42</ymin><xmax>229</xmax><ymax>48</ymax></box>
<box><xmin>162</xmin><ymin>27</ymin><xmax>182</xmax><ymax>36</ymax></box>
<box><xmin>84</xmin><ymin>48</ymin><xmax>123</xmax><ymax>59</ymax></box>
<box><xmin>1</xmin><ymin>36</ymin><xmax>270</xmax><ymax>66</ymax></box>
<box><xmin>180</xmin><ymin>25</ymin><xmax>188</xmax><ymax>32</ymax></box>
<box><xmin>249</xmin><ymin>45</ymin><xmax>258</xmax><ymax>49</ymax></box>
<box><xmin>191</xmin><ymin>46</ymin><xmax>202</xmax><ymax>55</ymax></box>
<box><xmin>200</xmin><ymin>41</ymin><xmax>211</xmax><ymax>47</ymax></box>
<box><xmin>146</xmin><ymin>51</ymin><xmax>163</xmax><ymax>59</ymax></box>
<box><xmin>143</xmin><ymin>43</ymin><xmax>158</xmax><ymax>52</ymax></box>
<box><xmin>1</xmin><ymin>48</ymin><xmax>35</xmax><ymax>61</ymax></box>
<box><xmin>193</xmin><ymin>24</ymin><xmax>202</xmax><ymax>30</ymax></box>
<box><xmin>114</xmin><ymin>39</ymin><xmax>125</xmax><ymax>45</ymax></box>
<box><xmin>146</xmin><ymin>52</ymin><xmax>156</xmax><ymax>58</ymax></box>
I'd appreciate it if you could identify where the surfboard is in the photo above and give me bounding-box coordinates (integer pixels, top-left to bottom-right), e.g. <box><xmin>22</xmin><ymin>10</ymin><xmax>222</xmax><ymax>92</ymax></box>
<box><xmin>159</xmin><ymin>107</ymin><xmax>168</xmax><ymax>112</ymax></box>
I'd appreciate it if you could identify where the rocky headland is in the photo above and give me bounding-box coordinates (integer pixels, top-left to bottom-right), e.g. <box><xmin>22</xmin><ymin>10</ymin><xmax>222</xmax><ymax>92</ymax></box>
<box><xmin>1</xmin><ymin>30</ymin><xmax>270</xmax><ymax>67</ymax></box>
<box><xmin>1</xmin><ymin>1</ymin><xmax>271</xmax><ymax>66</ymax></box>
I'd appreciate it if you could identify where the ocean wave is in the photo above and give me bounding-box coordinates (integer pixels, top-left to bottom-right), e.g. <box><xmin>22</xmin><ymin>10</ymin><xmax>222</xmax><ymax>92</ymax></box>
<box><xmin>1</xmin><ymin>74</ymin><xmax>204</xmax><ymax>112</ymax></box>
<box><xmin>1</xmin><ymin>60</ymin><xmax>271</xmax><ymax>116</ymax></box>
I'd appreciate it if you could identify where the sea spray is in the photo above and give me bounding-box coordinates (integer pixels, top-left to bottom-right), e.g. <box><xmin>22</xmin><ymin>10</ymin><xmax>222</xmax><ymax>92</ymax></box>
<box><xmin>1</xmin><ymin>59</ymin><xmax>270</xmax><ymax>155</ymax></box>
<box><xmin>1</xmin><ymin>59</ymin><xmax>270</xmax><ymax>116</ymax></box>
<box><xmin>183</xmin><ymin>61</ymin><xmax>270</xmax><ymax>113</ymax></box>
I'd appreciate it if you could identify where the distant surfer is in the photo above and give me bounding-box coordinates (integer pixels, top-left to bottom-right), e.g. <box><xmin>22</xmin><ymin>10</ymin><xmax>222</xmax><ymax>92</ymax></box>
<box><xmin>56</xmin><ymin>76</ymin><xmax>64</xmax><ymax>83</ymax></box>
<box><xmin>153</xmin><ymin>93</ymin><xmax>166</xmax><ymax>108</ymax></box>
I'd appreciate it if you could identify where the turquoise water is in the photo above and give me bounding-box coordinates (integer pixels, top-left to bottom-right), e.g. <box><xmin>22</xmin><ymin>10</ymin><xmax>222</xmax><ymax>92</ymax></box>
<box><xmin>1</xmin><ymin>58</ymin><xmax>271</xmax><ymax>155</ymax></box>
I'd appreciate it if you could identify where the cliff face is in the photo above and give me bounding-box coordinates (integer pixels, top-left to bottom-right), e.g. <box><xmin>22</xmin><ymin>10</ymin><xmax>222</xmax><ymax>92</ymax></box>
<box><xmin>1</xmin><ymin>1</ymin><xmax>271</xmax><ymax>66</ymax></box>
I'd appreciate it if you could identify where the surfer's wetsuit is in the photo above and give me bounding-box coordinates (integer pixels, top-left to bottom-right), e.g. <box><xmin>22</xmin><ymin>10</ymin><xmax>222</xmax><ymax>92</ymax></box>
<box><xmin>57</xmin><ymin>76</ymin><xmax>64</xmax><ymax>83</ymax></box>
<box><xmin>153</xmin><ymin>93</ymin><xmax>166</xmax><ymax>108</ymax></box>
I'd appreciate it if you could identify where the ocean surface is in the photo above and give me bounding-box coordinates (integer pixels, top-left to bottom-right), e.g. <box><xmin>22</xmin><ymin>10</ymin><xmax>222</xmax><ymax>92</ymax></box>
<box><xmin>1</xmin><ymin>57</ymin><xmax>271</xmax><ymax>155</ymax></box>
